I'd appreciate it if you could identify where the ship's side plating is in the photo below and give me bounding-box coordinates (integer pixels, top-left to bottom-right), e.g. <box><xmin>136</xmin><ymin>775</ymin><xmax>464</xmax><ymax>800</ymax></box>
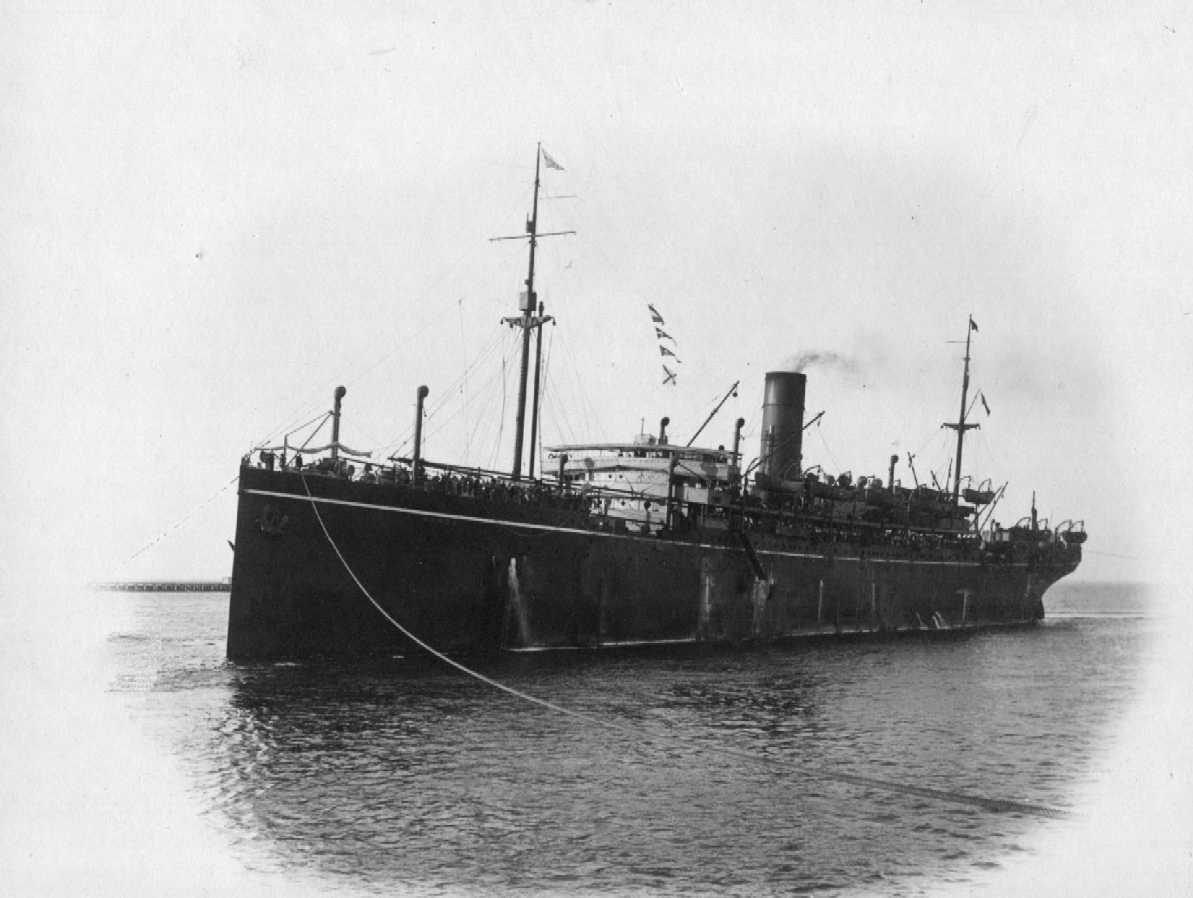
<box><xmin>227</xmin><ymin>464</ymin><xmax>1076</xmax><ymax>660</ymax></box>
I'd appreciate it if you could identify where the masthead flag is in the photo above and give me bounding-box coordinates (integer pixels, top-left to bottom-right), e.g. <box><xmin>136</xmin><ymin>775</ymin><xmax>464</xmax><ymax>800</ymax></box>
<box><xmin>969</xmin><ymin>317</ymin><xmax>979</xmax><ymax>332</ymax></box>
<box><xmin>541</xmin><ymin>148</ymin><xmax>564</xmax><ymax>171</ymax></box>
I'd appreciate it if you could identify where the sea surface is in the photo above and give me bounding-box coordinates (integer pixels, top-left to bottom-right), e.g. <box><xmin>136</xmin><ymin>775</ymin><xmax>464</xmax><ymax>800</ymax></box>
<box><xmin>3</xmin><ymin>580</ymin><xmax>1181</xmax><ymax>896</ymax></box>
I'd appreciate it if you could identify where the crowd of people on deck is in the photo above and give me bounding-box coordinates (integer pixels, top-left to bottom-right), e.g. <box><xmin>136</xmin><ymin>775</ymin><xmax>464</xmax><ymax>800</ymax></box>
<box><xmin>247</xmin><ymin>450</ymin><xmax>589</xmax><ymax>512</ymax></box>
<box><xmin>245</xmin><ymin>449</ymin><xmax>1055</xmax><ymax>560</ymax></box>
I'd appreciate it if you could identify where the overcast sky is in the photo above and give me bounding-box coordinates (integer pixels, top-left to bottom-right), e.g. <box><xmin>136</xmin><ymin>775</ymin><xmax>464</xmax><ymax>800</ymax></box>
<box><xmin>6</xmin><ymin>3</ymin><xmax>1191</xmax><ymax>587</ymax></box>
<box><xmin>3</xmin><ymin>4</ymin><xmax>1192</xmax><ymax>894</ymax></box>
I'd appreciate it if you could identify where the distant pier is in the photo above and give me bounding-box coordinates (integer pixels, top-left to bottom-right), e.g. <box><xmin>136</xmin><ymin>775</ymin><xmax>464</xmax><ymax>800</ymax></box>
<box><xmin>93</xmin><ymin>580</ymin><xmax>231</xmax><ymax>593</ymax></box>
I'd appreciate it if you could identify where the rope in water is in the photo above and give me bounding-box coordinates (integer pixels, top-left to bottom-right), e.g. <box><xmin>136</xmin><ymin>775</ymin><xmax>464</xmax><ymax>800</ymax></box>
<box><xmin>300</xmin><ymin>475</ymin><xmax>1068</xmax><ymax>821</ymax></box>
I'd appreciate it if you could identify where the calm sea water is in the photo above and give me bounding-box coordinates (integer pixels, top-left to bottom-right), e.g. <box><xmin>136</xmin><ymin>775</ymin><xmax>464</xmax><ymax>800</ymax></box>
<box><xmin>70</xmin><ymin>580</ymin><xmax>1159</xmax><ymax>897</ymax></box>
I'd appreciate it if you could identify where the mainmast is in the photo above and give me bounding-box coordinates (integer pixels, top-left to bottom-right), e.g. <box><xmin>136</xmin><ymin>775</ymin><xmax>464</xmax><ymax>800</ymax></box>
<box><xmin>943</xmin><ymin>315</ymin><xmax>980</xmax><ymax>504</ymax></box>
<box><xmin>494</xmin><ymin>144</ymin><xmax>572</xmax><ymax>480</ymax></box>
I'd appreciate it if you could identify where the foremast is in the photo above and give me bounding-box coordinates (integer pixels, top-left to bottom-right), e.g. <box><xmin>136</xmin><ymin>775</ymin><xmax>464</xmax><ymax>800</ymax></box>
<box><xmin>496</xmin><ymin>143</ymin><xmax>570</xmax><ymax>480</ymax></box>
<box><xmin>943</xmin><ymin>316</ymin><xmax>980</xmax><ymax>505</ymax></box>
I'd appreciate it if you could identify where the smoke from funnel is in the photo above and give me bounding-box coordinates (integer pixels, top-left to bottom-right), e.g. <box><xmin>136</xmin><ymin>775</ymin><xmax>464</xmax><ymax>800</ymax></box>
<box><xmin>781</xmin><ymin>350</ymin><xmax>859</xmax><ymax>375</ymax></box>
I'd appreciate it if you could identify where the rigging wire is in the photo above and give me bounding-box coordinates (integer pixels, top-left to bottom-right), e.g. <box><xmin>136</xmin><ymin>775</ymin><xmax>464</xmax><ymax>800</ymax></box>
<box><xmin>554</xmin><ymin>328</ymin><xmax>608</xmax><ymax>440</ymax></box>
<box><xmin>459</xmin><ymin>297</ymin><xmax>470</xmax><ymax>457</ymax></box>
<box><xmin>910</xmin><ymin>426</ymin><xmax>951</xmax><ymax>464</ymax></box>
<box><xmin>421</xmin><ymin>346</ymin><xmax>515</xmax><ymax>455</ymax></box>
<box><xmin>248</xmin><ymin>241</ymin><xmax>483</xmax><ymax>454</ymax></box>
<box><xmin>297</xmin><ymin>473</ymin><xmax>1068</xmax><ymax>822</ymax></box>
<box><xmin>465</xmin><ymin>377</ymin><xmax>503</xmax><ymax>466</ymax></box>
<box><xmin>815</xmin><ymin>427</ymin><xmax>842</xmax><ymax>473</ymax></box>
<box><xmin>534</xmin><ymin>323</ymin><xmax>558</xmax><ymax>472</ymax></box>
<box><xmin>542</xmin><ymin>367</ymin><xmax>576</xmax><ymax>445</ymax></box>
<box><xmin>253</xmin><ymin>396</ymin><xmax>332</xmax><ymax>458</ymax></box>
<box><xmin>423</xmin><ymin>330</ymin><xmax>512</xmax><ymax>421</ymax></box>
<box><xmin>377</xmin><ymin>329</ymin><xmax>513</xmax><ymax>458</ymax></box>
<box><xmin>899</xmin><ymin>427</ymin><xmax>953</xmax><ymax>487</ymax></box>
<box><xmin>120</xmin><ymin>407</ymin><xmax>331</xmax><ymax>573</ymax></box>
<box><xmin>446</xmin><ymin>337</ymin><xmax>524</xmax><ymax>468</ymax></box>
<box><xmin>490</xmin><ymin>353</ymin><xmax>510</xmax><ymax>471</ymax></box>
<box><xmin>249</xmin><ymin>314</ymin><xmax>442</xmax><ymax>454</ymax></box>
<box><xmin>543</xmin><ymin>372</ymin><xmax>564</xmax><ymax>447</ymax></box>
<box><xmin>294</xmin><ymin>414</ymin><xmax>331</xmax><ymax>453</ymax></box>
<box><xmin>258</xmin><ymin>410</ymin><xmax>334</xmax><ymax>450</ymax></box>
<box><xmin>972</xmin><ymin>427</ymin><xmax>1009</xmax><ymax>477</ymax></box>
<box><xmin>122</xmin><ymin>473</ymin><xmax>241</xmax><ymax>567</ymax></box>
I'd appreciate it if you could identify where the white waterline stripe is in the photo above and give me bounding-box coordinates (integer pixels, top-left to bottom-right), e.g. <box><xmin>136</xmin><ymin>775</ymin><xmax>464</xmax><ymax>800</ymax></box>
<box><xmin>245</xmin><ymin>487</ymin><xmax>1003</xmax><ymax>569</ymax></box>
<box><xmin>505</xmin><ymin>637</ymin><xmax>700</xmax><ymax>653</ymax></box>
<box><xmin>504</xmin><ymin>619</ymin><xmax>1045</xmax><ymax>652</ymax></box>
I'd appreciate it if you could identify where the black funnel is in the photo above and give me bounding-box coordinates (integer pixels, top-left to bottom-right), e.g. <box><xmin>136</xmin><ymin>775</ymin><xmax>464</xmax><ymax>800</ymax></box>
<box><xmin>758</xmin><ymin>371</ymin><xmax>806</xmax><ymax>482</ymax></box>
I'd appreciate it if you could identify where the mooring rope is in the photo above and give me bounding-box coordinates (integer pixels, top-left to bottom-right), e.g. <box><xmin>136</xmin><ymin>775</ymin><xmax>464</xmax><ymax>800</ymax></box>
<box><xmin>299</xmin><ymin>474</ymin><xmax>1068</xmax><ymax>821</ymax></box>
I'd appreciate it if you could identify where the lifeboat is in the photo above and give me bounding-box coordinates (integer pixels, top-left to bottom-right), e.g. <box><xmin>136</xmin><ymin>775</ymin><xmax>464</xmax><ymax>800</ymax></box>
<box><xmin>963</xmin><ymin>488</ymin><xmax>996</xmax><ymax>504</ymax></box>
<box><xmin>963</xmin><ymin>479</ymin><xmax>996</xmax><ymax>504</ymax></box>
<box><xmin>1057</xmin><ymin>520</ymin><xmax>1088</xmax><ymax>545</ymax></box>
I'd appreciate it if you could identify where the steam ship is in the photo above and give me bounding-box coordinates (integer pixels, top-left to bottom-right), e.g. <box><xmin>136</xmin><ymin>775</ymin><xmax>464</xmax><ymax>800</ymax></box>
<box><xmin>226</xmin><ymin>148</ymin><xmax>1084</xmax><ymax>661</ymax></box>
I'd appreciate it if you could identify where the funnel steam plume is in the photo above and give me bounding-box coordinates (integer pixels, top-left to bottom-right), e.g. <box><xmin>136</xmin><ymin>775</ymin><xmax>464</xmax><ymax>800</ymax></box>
<box><xmin>781</xmin><ymin>350</ymin><xmax>859</xmax><ymax>374</ymax></box>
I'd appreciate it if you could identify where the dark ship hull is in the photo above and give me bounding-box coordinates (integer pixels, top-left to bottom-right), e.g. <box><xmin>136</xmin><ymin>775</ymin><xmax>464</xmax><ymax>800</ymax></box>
<box><xmin>227</xmin><ymin>464</ymin><xmax>1078</xmax><ymax>660</ymax></box>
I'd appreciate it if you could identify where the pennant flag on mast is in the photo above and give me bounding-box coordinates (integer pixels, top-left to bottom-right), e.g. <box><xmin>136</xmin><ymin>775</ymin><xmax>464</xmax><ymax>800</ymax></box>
<box><xmin>969</xmin><ymin>317</ymin><xmax>979</xmax><ymax>332</ymax></box>
<box><xmin>647</xmin><ymin>303</ymin><xmax>665</xmax><ymax>324</ymax></box>
<box><xmin>659</xmin><ymin>344</ymin><xmax>679</xmax><ymax>359</ymax></box>
<box><xmin>541</xmin><ymin>147</ymin><xmax>564</xmax><ymax>171</ymax></box>
<box><xmin>655</xmin><ymin>327</ymin><xmax>674</xmax><ymax>342</ymax></box>
<box><xmin>980</xmin><ymin>392</ymin><xmax>991</xmax><ymax>415</ymax></box>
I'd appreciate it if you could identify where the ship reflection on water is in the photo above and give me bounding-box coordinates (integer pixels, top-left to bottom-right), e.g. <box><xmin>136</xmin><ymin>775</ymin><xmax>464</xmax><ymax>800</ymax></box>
<box><xmin>166</xmin><ymin>585</ymin><xmax>1152</xmax><ymax>896</ymax></box>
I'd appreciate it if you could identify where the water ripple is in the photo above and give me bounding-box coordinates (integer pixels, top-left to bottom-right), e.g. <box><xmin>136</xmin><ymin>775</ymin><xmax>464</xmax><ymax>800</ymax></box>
<box><xmin>106</xmin><ymin>585</ymin><xmax>1154</xmax><ymax>896</ymax></box>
